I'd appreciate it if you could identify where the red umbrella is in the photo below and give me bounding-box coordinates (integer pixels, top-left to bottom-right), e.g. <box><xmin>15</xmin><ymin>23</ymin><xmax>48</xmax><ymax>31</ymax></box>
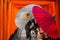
<box><xmin>32</xmin><ymin>6</ymin><xmax>59</xmax><ymax>38</ymax></box>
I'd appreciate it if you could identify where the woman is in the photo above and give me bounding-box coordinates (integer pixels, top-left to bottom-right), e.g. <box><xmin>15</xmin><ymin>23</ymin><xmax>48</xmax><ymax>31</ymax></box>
<box><xmin>25</xmin><ymin>19</ymin><xmax>39</xmax><ymax>40</ymax></box>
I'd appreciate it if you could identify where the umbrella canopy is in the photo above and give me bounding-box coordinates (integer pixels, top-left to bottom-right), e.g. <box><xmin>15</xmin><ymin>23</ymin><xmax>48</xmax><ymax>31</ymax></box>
<box><xmin>32</xmin><ymin>6</ymin><xmax>59</xmax><ymax>38</ymax></box>
<box><xmin>15</xmin><ymin>4</ymin><xmax>41</xmax><ymax>29</ymax></box>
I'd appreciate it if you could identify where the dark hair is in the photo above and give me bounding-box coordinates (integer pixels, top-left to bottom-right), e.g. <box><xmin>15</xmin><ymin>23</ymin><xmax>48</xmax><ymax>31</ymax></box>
<box><xmin>25</xmin><ymin>19</ymin><xmax>38</xmax><ymax>39</ymax></box>
<box><xmin>26</xmin><ymin>19</ymin><xmax>35</xmax><ymax>26</ymax></box>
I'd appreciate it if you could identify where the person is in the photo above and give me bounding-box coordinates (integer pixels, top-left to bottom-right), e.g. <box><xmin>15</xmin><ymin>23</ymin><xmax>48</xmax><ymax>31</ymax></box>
<box><xmin>25</xmin><ymin>19</ymin><xmax>39</xmax><ymax>40</ymax></box>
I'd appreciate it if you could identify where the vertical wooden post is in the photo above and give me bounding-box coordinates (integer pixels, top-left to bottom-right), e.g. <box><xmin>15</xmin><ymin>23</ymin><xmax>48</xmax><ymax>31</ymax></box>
<box><xmin>57</xmin><ymin>0</ymin><xmax>60</xmax><ymax>38</ymax></box>
<box><xmin>0</xmin><ymin>0</ymin><xmax>3</xmax><ymax>40</ymax></box>
<box><xmin>55</xmin><ymin>0</ymin><xmax>60</xmax><ymax>38</ymax></box>
<box><xmin>3</xmin><ymin>0</ymin><xmax>8</xmax><ymax>40</ymax></box>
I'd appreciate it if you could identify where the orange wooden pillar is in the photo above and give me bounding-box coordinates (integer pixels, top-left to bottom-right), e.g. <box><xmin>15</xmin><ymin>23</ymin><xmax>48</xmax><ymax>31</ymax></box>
<box><xmin>55</xmin><ymin>0</ymin><xmax>60</xmax><ymax>38</ymax></box>
<box><xmin>0</xmin><ymin>0</ymin><xmax>3</xmax><ymax>40</ymax></box>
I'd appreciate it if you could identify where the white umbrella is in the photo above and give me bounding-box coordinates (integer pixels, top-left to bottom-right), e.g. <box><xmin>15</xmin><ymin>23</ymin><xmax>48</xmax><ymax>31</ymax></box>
<box><xmin>15</xmin><ymin>4</ymin><xmax>41</xmax><ymax>38</ymax></box>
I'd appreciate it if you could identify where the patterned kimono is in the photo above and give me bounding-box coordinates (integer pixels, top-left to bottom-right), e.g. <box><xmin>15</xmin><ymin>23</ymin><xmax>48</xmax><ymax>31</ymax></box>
<box><xmin>25</xmin><ymin>19</ymin><xmax>39</xmax><ymax>40</ymax></box>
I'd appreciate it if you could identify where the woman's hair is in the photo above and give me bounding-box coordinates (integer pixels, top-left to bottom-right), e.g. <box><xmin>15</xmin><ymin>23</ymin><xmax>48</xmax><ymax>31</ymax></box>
<box><xmin>26</xmin><ymin>19</ymin><xmax>36</xmax><ymax>26</ymax></box>
<box><xmin>25</xmin><ymin>19</ymin><xmax>39</xmax><ymax>29</ymax></box>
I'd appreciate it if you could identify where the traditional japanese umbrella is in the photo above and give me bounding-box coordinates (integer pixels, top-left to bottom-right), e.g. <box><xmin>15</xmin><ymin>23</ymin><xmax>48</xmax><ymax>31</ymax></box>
<box><xmin>15</xmin><ymin>4</ymin><xmax>59</xmax><ymax>39</ymax></box>
<box><xmin>32</xmin><ymin>6</ymin><xmax>59</xmax><ymax>38</ymax></box>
